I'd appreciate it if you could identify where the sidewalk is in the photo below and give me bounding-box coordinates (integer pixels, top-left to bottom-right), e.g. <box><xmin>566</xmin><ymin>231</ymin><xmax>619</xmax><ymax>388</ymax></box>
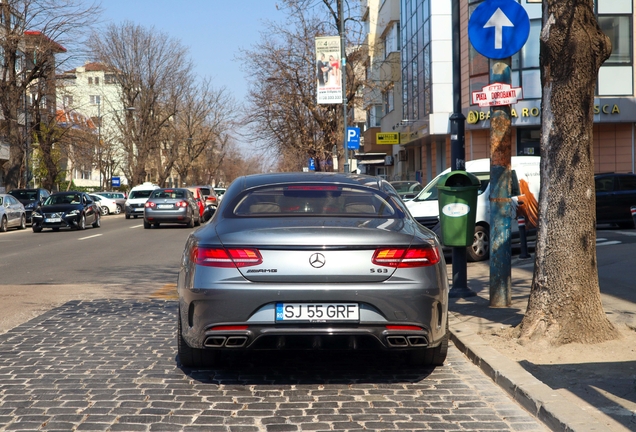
<box><xmin>448</xmin><ymin>257</ymin><xmax>636</xmax><ymax>432</ymax></box>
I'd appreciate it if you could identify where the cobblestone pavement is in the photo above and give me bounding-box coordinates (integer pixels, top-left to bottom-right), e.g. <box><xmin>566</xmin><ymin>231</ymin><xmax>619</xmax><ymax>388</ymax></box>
<box><xmin>0</xmin><ymin>300</ymin><xmax>546</xmax><ymax>431</ymax></box>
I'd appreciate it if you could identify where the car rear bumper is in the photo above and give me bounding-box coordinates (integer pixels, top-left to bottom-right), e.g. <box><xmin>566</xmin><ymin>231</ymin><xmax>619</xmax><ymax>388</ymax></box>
<box><xmin>144</xmin><ymin>210</ymin><xmax>192</xmax><ymax>224</ymax></box>
<box><xmin>178</xmin><ymin>282</ymin><xmax>448</xmax><ymax>352</ymax></box>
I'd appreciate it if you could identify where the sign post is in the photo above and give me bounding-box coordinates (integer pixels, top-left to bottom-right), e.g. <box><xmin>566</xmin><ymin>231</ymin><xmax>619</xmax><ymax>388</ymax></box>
<box><xmin>468</xmin><ymin>0</ymin><xmax>530</xmax><ymax>308</ymax></box>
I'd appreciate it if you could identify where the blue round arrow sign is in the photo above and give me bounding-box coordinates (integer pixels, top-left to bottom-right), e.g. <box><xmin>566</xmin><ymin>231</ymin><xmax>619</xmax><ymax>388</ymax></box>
<box><xmin>468</xmin><ymin>0</ymin><xmax>530</xmax><ymax>59</ymax></box>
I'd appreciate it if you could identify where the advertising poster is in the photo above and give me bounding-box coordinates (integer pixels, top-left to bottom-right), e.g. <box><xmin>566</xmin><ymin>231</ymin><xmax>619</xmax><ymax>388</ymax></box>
<box><xmin>315</xmin><ymin>36</ymin><xmax>342</xmax><ymax>104</ymax></box>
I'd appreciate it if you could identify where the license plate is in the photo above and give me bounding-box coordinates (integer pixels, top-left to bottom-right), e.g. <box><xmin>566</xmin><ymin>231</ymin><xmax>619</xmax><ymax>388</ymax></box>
<box><xmin>45</xmin><ymin>218</ymin><xmax>61</xmax><ymax>223</ymax></box>
<box><xmin>275</xmin><ymin>303</ymin><xmax>359</xmax><ymax>322</ymax></box>
<box><xmin>157</xmin><ymin>204</ymin><xmax>173</xmax><ymax>209</ymax></box>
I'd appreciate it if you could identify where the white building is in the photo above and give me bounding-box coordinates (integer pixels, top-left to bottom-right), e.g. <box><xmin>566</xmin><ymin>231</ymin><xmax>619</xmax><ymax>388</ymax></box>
<box><xmin>57</xmin><ymin>62</ymin><xmax>127</xmax><ymax>188</ymax></box>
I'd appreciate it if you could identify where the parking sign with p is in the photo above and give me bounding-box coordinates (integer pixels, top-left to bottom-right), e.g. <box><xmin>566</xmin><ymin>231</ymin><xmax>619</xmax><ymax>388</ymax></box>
<box><xmin>347</xmin><ymin>127</ymin><xmax>360</xmax><ymax>150</ymax></box>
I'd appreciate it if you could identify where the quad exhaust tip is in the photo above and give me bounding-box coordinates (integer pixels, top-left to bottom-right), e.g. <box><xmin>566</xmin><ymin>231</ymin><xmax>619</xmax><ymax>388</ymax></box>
<box><xmin>386</xmin><ymin>335</ymin><xmax>429</xmax><ymax>348</ymax></box>
<box><xmin>203</xmin><ymin>336</ymin><xmax>248</xmax><ymax>348</ymax></box>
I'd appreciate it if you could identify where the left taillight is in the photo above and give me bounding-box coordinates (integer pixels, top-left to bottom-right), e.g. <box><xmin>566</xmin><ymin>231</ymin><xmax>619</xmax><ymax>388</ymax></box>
<box><xmin>372</xmin><ymin>245</ymin><xmax>440</xmax><ymax>268</ymax></box>
<box><xmin>145</xmin><ymin>201</ymin><xmax>156</xmax><ymax>208</ymax></box>
<box><xmin>191</xmin><ymin>247</ymin><xmax>263</xmax><ymax>268</ymax></box>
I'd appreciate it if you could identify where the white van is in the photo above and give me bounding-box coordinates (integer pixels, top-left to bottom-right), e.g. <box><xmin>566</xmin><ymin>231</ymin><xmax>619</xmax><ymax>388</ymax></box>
<box><xmin>405</xmin><ymin>156</ymin><xmax>541</xmax><ymax>261</ymax></box>
<box><xmin>125</xmin><ymin>182</ymin><xmax>160</xmax><ymax>219</ymax></box>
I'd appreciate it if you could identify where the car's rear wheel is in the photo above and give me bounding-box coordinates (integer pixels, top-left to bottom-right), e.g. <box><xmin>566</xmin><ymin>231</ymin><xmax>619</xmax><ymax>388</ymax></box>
<box><xmin>143</xmin><ymin>220</ymin><xmax>151</xmax><ymax>229</ymax></box>
<box><xmin>187</xmin><ymin>214</ymin><xmax>195</xmax><ymax>228</ymax></box>
<box><xmin>115</xmin><ymin>205</ymin><xmax>122</xmax><ymax>215</ymax></box>
<box><xmin>19</xmin><ymin>215</ymin><xmax>26</xmax><ymax>230</ymax></box>
<box><xmin>100</xmin><ymin>206</ymin><xmax>108</xmax><ymax>216</ymax></box>
<box><xmin>0</xmin><ymin>216</ymin><xmax>7</xmax><ymax>232</ymax></box>
<box><xmin>177</xmin><ymin>310</ymin><xmax>217</xmax><ymax>369</ymax></box>
<box><xmin>409</xmin><ymin>332</ymin><xmax>448</xmax><ymax>367</ymax></box>
<box><xmin>194</xmin><ymin>214</ymin><xmax>201</xmax><ymax>227</ymax></box>
<box><xmin>467</xmin><ymin>225</ymin><xmax>489</xmax><ymax>262</ymax></box>
<box><xmin>92</xmin><ymin>213</ymin><xmax>101</xmax><ymax>228</ymax></box>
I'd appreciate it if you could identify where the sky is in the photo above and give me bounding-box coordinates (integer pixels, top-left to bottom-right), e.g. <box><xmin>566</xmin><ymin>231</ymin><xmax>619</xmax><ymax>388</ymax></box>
<box><xmin>98</xmin><ymin>0</ymin><xmax>286</xmax><ymax>102</ymax></box>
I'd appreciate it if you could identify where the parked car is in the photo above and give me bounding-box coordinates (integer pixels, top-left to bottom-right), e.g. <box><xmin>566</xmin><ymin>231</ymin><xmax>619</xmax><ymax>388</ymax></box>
<box><xmin>214</xmin><ymin>187</ymin><xmax>227</xmax><ymax>202</ymax></box>
<box><xmin>189</xmin><ymin>185</ymin><xmax>219</xmax><ymax>208</ymax></box>
<box><xmin>93</xmin><ymin>191</ymin><xmax>126</xmax><ymax>214</ymax></box>
<box><xmin>8</xmin><ymin>188</ymin><xmax>50</xmax><ymax>223</ymax></box>
<box><xmin>177</xmin><ymin>172</ymin><xmax>449</xmax><ymax>369</ymax></box>
<box><xmin>31</xmin><ymin>191</ymin><xmax>101</xmax><ymax>232</ymax></box>
<box><xmin>389</xmin><ymin>181</ymin><xmax>423</xmax><ymax>201</ymax></box>
<box><xmin>595</xmin><ymin>173</ymin><xmax>636</xmax><ymax>228</ymax></box>
<box><xmin>0</xmin><ymin>194</ymin><xmax>27</xmax><ymax>232</ymax></box>
<box><xmin>185</xmin><ymin>186</ymin><xmax>207</xmax><ymax>218</ymax></box>
<box><xmin>406</xmin><ymin>156</ymin><xmax>541</xmax><ymax>262</ymax></box>
<box><xmin>125</xmin><ymin>182</ymin><xmax>160</xmax><ymax>219</ymax></box>
<box><xmin>89</xmin><ymin>193</ymin><xmax>118</xmax><ymax>215</ymax></box>
<box><xmin>143</xmin><ymin>188</ymin><xmax>201</xmax><ymax>229</ymax></box>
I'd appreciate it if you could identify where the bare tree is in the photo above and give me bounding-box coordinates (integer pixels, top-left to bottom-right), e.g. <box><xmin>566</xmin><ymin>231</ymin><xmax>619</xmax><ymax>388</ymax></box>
<box><xmin>89</xmin><ymin>22</ymin><xmax>192</xmax><ymax>186</ymax></box>
<box><xmin>517</xmin><ymin>0</ymin><xmax>620</xmax><ymax>345</ymax></box>
<box><xmin>0</xmin><ymin>0</ymin><xmax>100</xmax><ymax>191</ymax></box>
<box><xmin>162</xmin><ymin>80</ymin><xmax>237</xmax><ymax>187</ymax></box>
<box><xmin>240</xmin><ymin>0</ymin><xmax>365</xmax><ymax>172</ymax></box>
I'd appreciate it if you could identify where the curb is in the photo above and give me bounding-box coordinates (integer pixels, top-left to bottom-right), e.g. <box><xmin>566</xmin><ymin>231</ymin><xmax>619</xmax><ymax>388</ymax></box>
<box><xmin>449</xmin><ymin>313</ymin><xmax>610</xmax><ymax>432</ymax></box>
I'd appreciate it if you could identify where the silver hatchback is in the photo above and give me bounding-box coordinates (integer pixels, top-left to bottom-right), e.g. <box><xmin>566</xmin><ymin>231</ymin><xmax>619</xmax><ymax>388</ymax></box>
<box><xmin>177</xmin><ymin>173</ymin><xmax>449</xmax><ymax>369</ymax></box>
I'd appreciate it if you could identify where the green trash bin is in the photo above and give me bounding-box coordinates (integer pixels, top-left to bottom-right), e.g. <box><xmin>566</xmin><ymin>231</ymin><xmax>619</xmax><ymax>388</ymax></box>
<box><xmin>436</xmin><ymin>171</ymin><xmax>480</xmax><ymax>247</ymax></box>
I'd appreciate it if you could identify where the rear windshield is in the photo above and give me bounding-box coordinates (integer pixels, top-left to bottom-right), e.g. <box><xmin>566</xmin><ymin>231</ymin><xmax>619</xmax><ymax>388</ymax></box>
<box><xmin>129</xmin><ymin>190</ymin><xmax>154</xmax><ymax>199</ymax></box>
<box><xmin>232</xmin><ymin>185</ymin><xmax>400</xmax><ymax>217</ymax></box>
<box><xmin>151</xmin><ymin>189</ymin><xmax>186</xmax><ymax>199</ymax></box>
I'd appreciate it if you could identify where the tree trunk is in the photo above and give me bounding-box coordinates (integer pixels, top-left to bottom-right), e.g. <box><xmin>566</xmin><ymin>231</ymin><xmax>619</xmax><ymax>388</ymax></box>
<box><xmin>519</xmin><ymin>0</ymin><xmax>619</xmax><ymax>345</ymax></box>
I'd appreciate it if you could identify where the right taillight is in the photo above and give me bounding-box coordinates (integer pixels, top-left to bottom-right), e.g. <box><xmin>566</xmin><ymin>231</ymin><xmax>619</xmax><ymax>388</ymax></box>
<box><xmin>191</xmin><ymin>247</ymin><xmax>263</xmax><ymax>268</ymax></box>
<box><xmin>372</xmin><ymin>246</ymin><xmax>440</xmax><ymax>267</ymax></box>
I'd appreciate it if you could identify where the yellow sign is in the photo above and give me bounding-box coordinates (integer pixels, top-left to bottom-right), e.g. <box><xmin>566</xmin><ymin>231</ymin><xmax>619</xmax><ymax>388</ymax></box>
<box><xmin>376</xmin><ymin>132</ymin><xmax>400</xmax><ymax>145</ymax></box>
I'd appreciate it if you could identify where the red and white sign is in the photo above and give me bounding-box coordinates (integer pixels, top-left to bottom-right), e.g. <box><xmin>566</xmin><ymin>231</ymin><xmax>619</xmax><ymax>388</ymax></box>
<box><xmin>472</xmin><ymin>82</ymin><xmax>522</xmax><ymax>107</ymax></box>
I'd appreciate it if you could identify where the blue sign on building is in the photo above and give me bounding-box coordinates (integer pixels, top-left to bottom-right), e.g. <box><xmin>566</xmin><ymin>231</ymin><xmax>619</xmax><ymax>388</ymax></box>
<box><xmin>111</xmin><ymin>176</ymin><xmax>121</xmax><ymax>187</ymax></box>
<box><xmin>346</xmin><ymin>127</ymin><xmax>361</xmax><ymax>150</ymax></box>
<box><xmin>468</xmin><ymin>0</ymin><xmax>530</xmax><ymax>60</ymax></box>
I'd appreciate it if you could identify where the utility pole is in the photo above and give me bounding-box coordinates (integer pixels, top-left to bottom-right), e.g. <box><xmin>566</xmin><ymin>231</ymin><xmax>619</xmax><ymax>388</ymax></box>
<box><xmin>339</xmin><ymin>0</ymin><xmax>348</xmax><ymax>174</ymax></box>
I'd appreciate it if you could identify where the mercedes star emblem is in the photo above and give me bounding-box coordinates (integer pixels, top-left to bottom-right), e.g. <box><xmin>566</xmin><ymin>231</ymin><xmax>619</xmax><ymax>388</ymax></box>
<box><xmin>309</xmin><ymin>253</ymin><xmax>326</xmax><ymax>268</ymax></box>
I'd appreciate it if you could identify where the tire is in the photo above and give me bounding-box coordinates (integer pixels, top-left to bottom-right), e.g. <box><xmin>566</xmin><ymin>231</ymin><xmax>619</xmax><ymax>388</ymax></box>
<box><xmin>187</xmin><ymin>214</ymin><xmax>195</xmax><ymax>228</ymax></box>
<box><xmin>92</xmin><ymin>213</ymin><xmax>101</xmax><ymax>228</ymax></box>
<box><xmin>144</xmin><ymin>220</ymin><xmax>151</xmax><ymax>229</ymax></box>
<box><xmin>410</xmin><ymin>326</ymin><xmax>449</xmax><ymax>367</ymax></box>
<box><xmin>177</xmin><ymin>309</ymin><xmax>216</xmax><ymax>369</ymax></box>
<box><xmin>0</xmin><ymin>216</ymin><xmax>7</xmax><ymax>232</ymax></box>
<box><xmin>115</xmin><ymin>205</ymin><xmax>122</xmax><ymax>215</ymax></box>
<box><xmin>19</xmin><ymin>214</ymin><xmax>26</xmax><ymax>230</ymax></box>
<box><xmin>467</xmin><ymin>225</ymin><xmax>490</xmax><ymax>262</ymax></box>
<box><xmin>78</xmin><ymin>214</ymin><xmax>86</xmax><ymax>230</ymax></box>
<box><xmin>32</xmin><ymin>224</ymin><xmax>42</xmax><ymax>233</ymax></box>
<box><xmin>125</xmin><ymin>214</ymin><xmax>131</xmax><ymax>219</ymax></box>
<box><xmin>194</xmin><ymin>214</ymin><xmax>201</xmax><ymax>227</ymax></box>
<box><xmin>100</xmin><ymin>206</ymin><xmax>108</xmax><ymax>216</ymax></box>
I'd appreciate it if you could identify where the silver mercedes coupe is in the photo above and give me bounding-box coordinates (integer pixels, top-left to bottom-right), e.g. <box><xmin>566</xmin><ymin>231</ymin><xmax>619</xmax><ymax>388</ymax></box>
<box><xmin>177</xmin><ymin>172</ymin><xmax>449</xmax><ymax>369</ymax></box>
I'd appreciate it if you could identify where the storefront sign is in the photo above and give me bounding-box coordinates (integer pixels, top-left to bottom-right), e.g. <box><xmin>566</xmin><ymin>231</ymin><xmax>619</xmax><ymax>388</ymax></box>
<box><xmin>376</xmin><ymin>132</ymin><xmax>400</xmax><ymax>145</ymax></box>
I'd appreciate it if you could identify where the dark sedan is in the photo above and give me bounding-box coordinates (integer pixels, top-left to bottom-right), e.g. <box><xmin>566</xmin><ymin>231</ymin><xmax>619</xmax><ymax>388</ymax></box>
<box><xmin>595</xmin><ymin>173</ymin><xmax>636</xmax><ymax>228</ymax></box>
<box><xmin>31</xmin><ymin>192</ymin><xmax>101</xmax><ymax>232</ymax></box>
<box><xmin>8</xmin><ymin>188</ymin><xmax>50</xmax><ymax>223</ymax></box>
<box><xmin>143</xmin><ymin>188</ymin><xmax>201</xmax><ymax>229</ymax></box>
<box><xmin>177</xmin><ymin>172</ymin><xmax>449</xmax><ymax>369</ymax></box>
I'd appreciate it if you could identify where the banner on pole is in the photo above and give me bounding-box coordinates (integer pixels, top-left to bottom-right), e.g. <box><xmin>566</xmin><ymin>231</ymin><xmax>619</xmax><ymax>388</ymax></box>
<box><xmin>315</xmin><ymin>36</ymin><xmax>342</xmax><ymax>104</ymax></box>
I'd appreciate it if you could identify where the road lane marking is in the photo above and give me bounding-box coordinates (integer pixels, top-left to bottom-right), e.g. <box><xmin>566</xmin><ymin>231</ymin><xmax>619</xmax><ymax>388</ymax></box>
<box><xmin>615</xmin><ymin>231</ymin><xmax>636</xmax><ymax>236</ymax></box>
<box><xmin>597</xmin><ymin>240</ymin><xmax>622</xmax><ymax>246</ymax></box>
<box><xmin>130</xmin><ymin>224</ymin><xmax>143</xmax><ymax>229</ymax></box>
<box><xmin>79</xmin><ymin>234</ymin><xmax>103</xmax><ymax>240</ymax></box>
<box><xmin>151</xmin><ymin>283</ymin><xmax>178</xmax><ymax>300</ymax></box>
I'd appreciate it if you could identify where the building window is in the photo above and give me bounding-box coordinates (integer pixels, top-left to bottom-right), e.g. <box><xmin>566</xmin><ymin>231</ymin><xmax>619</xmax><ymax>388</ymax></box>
<box><xmin>367</xmin><ymin>105</ymin><xmax>383</xmax><ymax>128</ymax></box>
<box><xmin>94</xmin><ymin>76</ymin><xmax>100</xmax><ymax>85</ymax></box>
<box><xmin>384</xmin><ymin>23</ymin><xmax>400</xmax><ymax>59</ymax></box>
<box><xmin>384</xmin><ymin>87</ymin><xmax>394</xmax><ymax>114</ymax></box>
<box><xmin>88</xmin><ymin>77</ymin><xmax>93</xmax><ymax>85</ymax></box>
<box><xmin>104</xmin><ymin>74</ymin><xmax>116</xmax><ymax>84</ymax></box>
<box><xmin>598</xmin><ymin>15</ymin><xmax>632</xmax><ymax>64</ymax></box>
<box><xmin>63</xmin><ymin>95</ymin><xmax>73</xmax><ymax>107</ymax></box>
<box><xmin>90</xmin><ymin>95</ymin><xmax>101</xmax><ymax>105</ymax></box>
